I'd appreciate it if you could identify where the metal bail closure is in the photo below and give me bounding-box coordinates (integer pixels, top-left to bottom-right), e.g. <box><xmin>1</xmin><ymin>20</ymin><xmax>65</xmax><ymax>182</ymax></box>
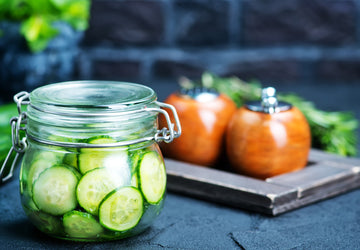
<box><xmin>0</xmin><ymin>91</ymin><xmax>29</xmax><ymax>185</ymax></box>
<box><xmin>152</xmin><ymin>101</ymin><xmax>181</xmax><ymax>143</ymax></box>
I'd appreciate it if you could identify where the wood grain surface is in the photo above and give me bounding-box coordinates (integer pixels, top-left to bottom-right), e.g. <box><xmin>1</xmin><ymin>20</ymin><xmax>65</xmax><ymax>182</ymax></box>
<box><xmin>165</xmin><ymin>149</ymin><xmax>360</xmax><ymax>215</ymax></box>
<box><xmin>159</xmin><ymin>93</ymin><xmax>236</xmax><ymax>167</ymax></box>
<box><xmin>226</xmin><ymin>106</ymin><xmax>311</xmax><ymax>179</ymax></box>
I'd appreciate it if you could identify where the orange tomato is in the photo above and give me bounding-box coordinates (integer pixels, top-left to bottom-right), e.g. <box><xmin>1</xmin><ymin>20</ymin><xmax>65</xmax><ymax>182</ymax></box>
<box><xmin>159</xmin><ymin>90</ymin><xmax>237</xmax><ymax>167</ymax></box>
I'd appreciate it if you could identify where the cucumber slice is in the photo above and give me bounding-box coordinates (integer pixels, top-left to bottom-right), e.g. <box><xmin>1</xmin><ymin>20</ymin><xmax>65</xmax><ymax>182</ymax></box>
<box><xmin>131</xmin><ymin>173</ymin><xmax>139</xmax><ymax>188</ymax></box>
<box><xmin>63</xmin><ymin>152</ymin><xmax>78</xmax><ymax>169</ymax></box>
<box><xmin>26</xmin><ymin>151</ymin><xmax>64</xmax><ymax>194</ymax></box>
<box><xmin>63</xmin><ymin>210</ymin><xmax>104</xmax><ymax>238</ymax></box>
<box><xmin>78</xmin><ymin>150</ymin><xmax>129</xmax><ymax>174</ymax></box>
<box><xmin>79</xmin><ymin>137</ymin><xmax>129</xmax><ymax>174</ymax></box>
<box><xmin>129</xmin><ymin>149</ymin><xmax>142</xmax><ymax>172</ymax></box>
<box><xmin>27</xmin><ymin>210</ymin><xmax>64</xmax><ymax>235</ymax></box>
<box><xmin>99</xmin><ymin>187</ymin><xmax>143</xmax><ymax>231</ymax></box>
<box><xmin>85</xmin><ymin>136</ymin><xmax>117</xmax><ymax>145</ymax></box>
<box><xmin>76</xmin><ymin>168</ymin><xmax>130</xmax><ymax>215</ymax></box>
<box><xmin>33</xmin><ymin>165</ymin><xmax>79</xmax><ymax>216</ymax></box>
<box><xmin>139</xmin><ymin>152</ymin><xmax>166</xmax><ymax>204</ymax></box>
<box><xmin>32</xmin><ymin>150</ymin><xmax>63</xmax><ymax>163</ymax></box>
<box><xmin>27</xmin><ymin>159</ymin><xmax>54</xmax><ymax>194</ymax></box>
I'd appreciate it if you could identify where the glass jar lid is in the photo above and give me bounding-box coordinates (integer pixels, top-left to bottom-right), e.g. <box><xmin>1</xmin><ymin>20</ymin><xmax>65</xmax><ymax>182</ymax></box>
<box><xmin>29</xmin><ymin>81</ymin><xmax>157</xmax><ymax>115</ymax></box>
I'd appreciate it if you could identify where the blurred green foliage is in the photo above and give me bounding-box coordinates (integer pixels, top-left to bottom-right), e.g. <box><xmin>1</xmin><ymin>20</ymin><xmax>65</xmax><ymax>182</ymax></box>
<box><xmin>0</xmin><ymin>0</ymin><xmax>90</xmax><ymax>52</ymax></box>
<box><xmin>0</xmin><ymin>104</ymin><xmax>17</xmax><ymax>165</ymax></box>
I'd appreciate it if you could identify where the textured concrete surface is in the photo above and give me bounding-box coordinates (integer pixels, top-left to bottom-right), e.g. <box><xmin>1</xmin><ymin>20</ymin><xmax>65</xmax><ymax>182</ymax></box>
<box><xmin>0</xmin><ymin>166</ymin><xmax>360</xmax><ymax>249</ymax></box>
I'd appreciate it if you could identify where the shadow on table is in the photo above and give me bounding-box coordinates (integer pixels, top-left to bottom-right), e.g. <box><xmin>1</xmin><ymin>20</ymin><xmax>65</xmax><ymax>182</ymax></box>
<box><xmin>1</xmin><ymin>217</ymin><xmax>157</xmax><ymax>249</ymax></box>
<box><xmin>1</xmin><ymin>218</ymin><xmax>62</xmax><ymax>243</ymax></box>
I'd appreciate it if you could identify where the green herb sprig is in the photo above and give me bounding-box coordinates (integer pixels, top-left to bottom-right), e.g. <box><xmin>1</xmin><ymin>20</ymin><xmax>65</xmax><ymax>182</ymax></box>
<box><xmin>0</xmin><ymin>0</ymin><xmax>90</xmax><ymax>53</ymax></box>
<box><xmin>179</xmin><ymin>72</ymin><xmax>358</xmax><ymax>157</ymax></box>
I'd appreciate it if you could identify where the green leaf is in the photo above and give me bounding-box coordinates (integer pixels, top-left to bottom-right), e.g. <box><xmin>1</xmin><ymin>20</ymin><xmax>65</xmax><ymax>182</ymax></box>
<box><xmin>50</xmin><ymin>0</ymin><xmax>73</xmax><ymax>9</ymax></box>
<box><xmin>60</xmin><ymin>0</ymin><xmax>90</xmax><ymax>30</ymax></box>
<box><xmin>20</xmin><ymin>15</ymin><xmax>58</xmax><ymax>53</ymax></box>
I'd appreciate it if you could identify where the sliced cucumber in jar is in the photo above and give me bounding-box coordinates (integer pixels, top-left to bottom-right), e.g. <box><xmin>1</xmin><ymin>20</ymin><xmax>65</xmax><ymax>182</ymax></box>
<box><xmin>79</xmin><ymin>150</ymin><xmax>129</xmax><ymax>175</ymax></box>
<box><xmin>27</xmin><ymin>210</ymin><xmax>64</xmax><ymax>235</ymax></box>
<box><xmin>129</xmin><ymin>149</ymin><xmax>142</xmax><ymax>172</ymax></box>
<box><xmin>99</xmin><ymin>187</ymin><xmax>143</xmax><ymax>232</ymax></box>
<box><xmin>32</xmin><ymin>150</ymin><xmax>63</xmax><ymax>163</ymax></box>
<box><xmin>27</xmin><ymin>159</ymin><xmax>55</xmax><ymax>194</ymax></box>
<box><xmin>128</xmin><ymin>148</ymin><xmax>144</xmax><ymax>188</ymax></box>
<box><xmin>76</xmin><ymin>167</ymin><xmax>130</xmax><ymax>215</ymax></box>
<box><xmin>63</xmin><ymin>210</ymin><xmax>104</xmax><ymax>238</ymax></box>
<box><xmin>78</xmin><ymin>136</ymin><xmax>129</xmax><ymax>174</ymax></box>
<box><xmin>63</xmin><ymin>151</ymin><xmax>78</xmax><ymax>169</ymax></box>
<box><xmin>139</xmin><ymin>152</ymin><xmax>166</xmax><ymax>204</ymax></box>
<box><xmin>26</xmin><ymin>150</ymin><xmax>70</xmax><ymax>194</ymax></box>
<box><xmin>32</xmin><ymin>165</ymin><xmax>80</xmax><ymax>216</ymax></box>
<box><xmin>131</xmin><ymin>173</ymin><xmax>139</xmax><ymax>188</ymax></box>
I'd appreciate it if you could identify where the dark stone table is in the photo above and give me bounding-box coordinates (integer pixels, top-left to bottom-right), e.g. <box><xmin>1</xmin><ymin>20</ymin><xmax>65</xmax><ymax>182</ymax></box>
<box><xmin>0</xmin><ymin>166</ymin><xmax>359</xmax><ymax>249</ymax></box>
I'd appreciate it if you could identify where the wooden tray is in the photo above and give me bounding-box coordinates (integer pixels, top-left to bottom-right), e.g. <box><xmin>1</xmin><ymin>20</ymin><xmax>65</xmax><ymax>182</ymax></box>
<box><xmin>165</xmin><ymin>149</ymin><xmax>360</xmax><ymax>216</ymax></box>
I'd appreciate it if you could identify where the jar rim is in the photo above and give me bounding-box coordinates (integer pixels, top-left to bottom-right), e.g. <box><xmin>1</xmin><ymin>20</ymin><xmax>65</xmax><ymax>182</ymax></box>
<box><xmin>29</xmin><ymin>81</ymin><xmax>157</xmax><ymax>114</ymax></box>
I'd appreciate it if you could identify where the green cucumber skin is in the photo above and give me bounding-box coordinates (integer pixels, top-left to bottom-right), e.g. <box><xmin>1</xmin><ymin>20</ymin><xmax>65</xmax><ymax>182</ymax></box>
<box><xmin>63</xmin><ymin>151</ymin><xmax>79</xmax><ymax>169</ymax></box>
<box><xmin>138</xmin><ymin>151</ymin><xmax>167</xmax><ymax>204</ymax></box>
<box><xmin>63</xmin><ymin>210</ymin><xmax>104</xmax><ymax>238</ymax></box>
<box><xmin>98</xmin><ymin>187</ymin><xmax>144</xmax><ymax>232</ymax></box>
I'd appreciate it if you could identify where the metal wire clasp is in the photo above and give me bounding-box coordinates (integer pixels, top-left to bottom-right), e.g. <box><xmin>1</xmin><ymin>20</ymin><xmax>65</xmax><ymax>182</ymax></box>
<box><xmin>152</xmin><ymin>101</ymin><xmax>181</xmax><ymax>143</ymax></box>
<box><xmin>0</xmin><ymin>91</ymin><xmax>29</xmax><ymax>184</ymax></box>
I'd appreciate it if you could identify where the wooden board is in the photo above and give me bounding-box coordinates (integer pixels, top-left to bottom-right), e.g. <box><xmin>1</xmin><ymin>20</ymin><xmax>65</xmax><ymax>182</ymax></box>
<box><xmin>165</xmin><ymin>149</ymin><xmax>360</xmax><ymax>216</ymax></box>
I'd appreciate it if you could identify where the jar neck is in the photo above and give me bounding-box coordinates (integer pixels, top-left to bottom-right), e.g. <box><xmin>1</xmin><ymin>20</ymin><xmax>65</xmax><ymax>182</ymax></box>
<box><xmin>26</xmin><ymin>102</ymin><xmax>159</xmax><ymax>147</ymax></box>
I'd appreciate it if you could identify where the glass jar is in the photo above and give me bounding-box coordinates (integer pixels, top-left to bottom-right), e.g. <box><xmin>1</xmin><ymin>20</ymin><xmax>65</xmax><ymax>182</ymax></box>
<box><xmin>10</xmin><ymin>81</ymin><xmax>181</xmax><ymax>241</ymax></box>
